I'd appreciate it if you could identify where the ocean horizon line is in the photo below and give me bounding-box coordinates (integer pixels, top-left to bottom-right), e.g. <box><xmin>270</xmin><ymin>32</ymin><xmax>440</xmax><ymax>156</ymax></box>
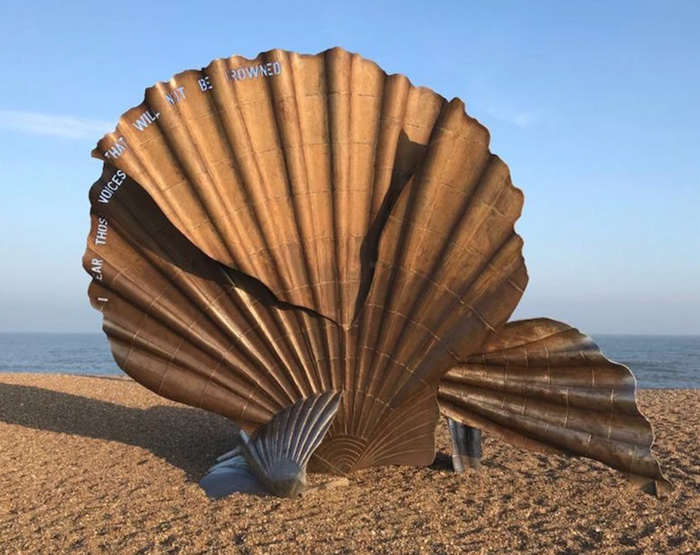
<box><xmin>1</xmin><ymin>333</ymin><xmax>697</xmax><ymax>389</ymax></box>
<box><xmin>2</xmin><ymin>331</ymin><xmax>699</xmax><ymax>337</ymax></box>
<box><xmin>0</xmin><ymin>371</ymin><xmax>697</xmax><ymax>390</ymax></box>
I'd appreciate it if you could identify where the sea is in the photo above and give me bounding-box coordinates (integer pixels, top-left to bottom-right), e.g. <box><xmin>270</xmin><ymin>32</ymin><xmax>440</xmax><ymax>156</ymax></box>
<box><xmin>0</xmin><ymin>333</ymin><xmax>698</xmax><ymax>389</ymax></box>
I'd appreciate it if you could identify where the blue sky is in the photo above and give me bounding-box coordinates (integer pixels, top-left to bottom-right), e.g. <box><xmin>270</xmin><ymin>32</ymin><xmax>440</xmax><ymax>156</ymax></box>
<box><xmin>0</xmin><ymin>0</ymin><xmax>698</xmax><ymax>334</ymax></box>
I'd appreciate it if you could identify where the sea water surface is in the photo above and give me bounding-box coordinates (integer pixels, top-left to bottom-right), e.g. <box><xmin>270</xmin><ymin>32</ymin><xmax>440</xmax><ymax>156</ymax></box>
<box><xmin>0</xmin><ymin>333</ymin><xmax>122</xmax><ymax>376</ymax></box>
<box><xmin>0</xmin><ymin>333</ymin><xmax>698</xmax><ymax>388</ymax></box>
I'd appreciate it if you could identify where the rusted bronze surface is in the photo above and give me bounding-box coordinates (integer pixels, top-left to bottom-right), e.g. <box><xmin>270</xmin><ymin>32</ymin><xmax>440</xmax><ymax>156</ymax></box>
<box><xmin>83</xmin><ymin>47</ymin><xmax>667</xmax><ymax>494</ymax></box>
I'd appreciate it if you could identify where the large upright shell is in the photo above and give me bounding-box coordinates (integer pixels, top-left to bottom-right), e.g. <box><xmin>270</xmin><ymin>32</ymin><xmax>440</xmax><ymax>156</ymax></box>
<box><xmin>200</xmin><ymin>392</ymin><xmax>341</xmax><ymax>498</ymax></box>
<box><xmin>85</xmin><ymin>48</ymin><xmax>527</xmax><ymax>474</ymax></box>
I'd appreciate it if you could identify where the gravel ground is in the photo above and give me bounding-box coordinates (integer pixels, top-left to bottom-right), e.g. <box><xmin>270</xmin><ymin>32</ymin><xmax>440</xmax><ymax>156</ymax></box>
<box><xmin>0</xmin><ymin>373</ymin><xmax>698</xmax><ymax>554</ymax></box>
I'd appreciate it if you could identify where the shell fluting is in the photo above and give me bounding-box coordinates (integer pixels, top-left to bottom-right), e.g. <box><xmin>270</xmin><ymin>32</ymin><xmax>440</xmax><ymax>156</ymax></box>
<box><xmin>199</xmin><ymin>391</ymin><xmax>343</xmax><ymax>498</ymax></box>
<box><xmin>85</xmin><ymin>47</ymin><xmax>526</xmax><ymax>474</ymax></box>
<box><xmin>247</xmin><ymin>391</ymin><xmax>342</xmax><ymax>494</ymax></box>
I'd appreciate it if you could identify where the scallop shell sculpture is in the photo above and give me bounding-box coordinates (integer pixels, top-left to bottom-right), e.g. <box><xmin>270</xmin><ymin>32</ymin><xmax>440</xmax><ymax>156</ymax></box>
<box><xmin>83</xmin><ymin>47</ymin><xmax>669</xmax><ymax>496</ymax></box>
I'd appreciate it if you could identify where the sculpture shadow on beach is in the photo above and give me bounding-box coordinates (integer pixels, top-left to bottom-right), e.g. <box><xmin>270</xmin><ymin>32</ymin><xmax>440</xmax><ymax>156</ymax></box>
<box><xmin>0</xmin><ymin>382</ymin><xmax>237</xmax><ymax>481</ymax></box>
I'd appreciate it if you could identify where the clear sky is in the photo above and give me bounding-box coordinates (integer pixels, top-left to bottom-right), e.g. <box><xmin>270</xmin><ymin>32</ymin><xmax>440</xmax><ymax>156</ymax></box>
<box><xmin>0</xmin><ymin>0</ymin><xmax>698</xmax><ymax>334</ymax></box>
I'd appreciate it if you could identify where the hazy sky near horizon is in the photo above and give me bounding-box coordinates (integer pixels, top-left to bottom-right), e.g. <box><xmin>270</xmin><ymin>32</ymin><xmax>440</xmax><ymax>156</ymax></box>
<box><xmin>0</xmin><ymin>1</ymin><xmax>698</xmax><ymax>334</ymax></box>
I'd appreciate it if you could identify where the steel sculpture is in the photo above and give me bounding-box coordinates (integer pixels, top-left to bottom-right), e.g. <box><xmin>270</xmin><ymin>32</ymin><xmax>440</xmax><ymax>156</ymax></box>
<box><xmin>83</xmin><ymin>47</ymin><xmax>670</xmax><ymax>497</ymax></box>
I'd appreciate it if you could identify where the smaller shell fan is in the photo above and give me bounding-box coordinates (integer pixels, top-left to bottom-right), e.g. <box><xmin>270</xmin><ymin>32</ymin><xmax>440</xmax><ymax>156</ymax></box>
<box><xmin>438</xmin><ymin>318</ymin><xmax>672</xmax><ymax>495</ymax></box>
